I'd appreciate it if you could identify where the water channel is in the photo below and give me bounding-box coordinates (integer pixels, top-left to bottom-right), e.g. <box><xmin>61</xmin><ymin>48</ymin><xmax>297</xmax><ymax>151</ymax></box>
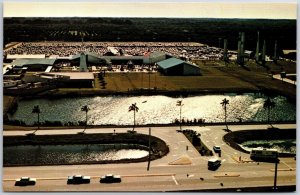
<box><xmin>9</xmin><ymin>94</ymin><xmax>296</xmax><ymax>125</ymax></box>
<box><xmin>239</xmin><ymin>139</ymin><xmax>296</xmax><ymax>154</ymax></box>
<box><xmin>3</xmin><ymin>144</ymin><xmax>149</xmax><ymax>166</ymax></box>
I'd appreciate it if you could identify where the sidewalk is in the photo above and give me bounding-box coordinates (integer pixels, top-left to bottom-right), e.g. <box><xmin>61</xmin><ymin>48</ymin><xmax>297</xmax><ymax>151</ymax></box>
<box><xmin>272</xmin><ymin>74</ymin><xmax>296</xmax><ymax>85</ymax></box>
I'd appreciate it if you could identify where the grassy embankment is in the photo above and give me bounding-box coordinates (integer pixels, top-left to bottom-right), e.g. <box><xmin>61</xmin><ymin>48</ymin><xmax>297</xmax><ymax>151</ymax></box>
<box><xmin>30</xmin><ymin>59</ymin><xmax>296</xmax><ymax>101</ymax></box>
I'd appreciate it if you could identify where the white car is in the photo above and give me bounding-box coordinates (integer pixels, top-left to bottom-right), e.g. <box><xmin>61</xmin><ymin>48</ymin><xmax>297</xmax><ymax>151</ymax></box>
<box><xmin>100</xmin><ymin>174</ymin><xmax>121</xmax><ymax>183</ymax></box>
<box><xmin>15</xmin><ymin>177</ymin><xmax>36</xmax><ymax>186</ymax></box>
<box><xmin>67</xmin><ymin>175</ymin><xmax>91</xmax><ymax>184</ymax></box>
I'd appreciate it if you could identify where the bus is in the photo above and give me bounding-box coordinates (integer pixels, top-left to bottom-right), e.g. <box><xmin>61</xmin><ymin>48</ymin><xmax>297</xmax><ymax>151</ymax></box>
<box><xmin>250</xmin><ymin>148</ymin><xmax>279</xmax><ymax>162</ymax></box>
<box><xmin>208</xmin><ymin>158</ymin><xmax>221</xmax><ymax>170</ymax></box>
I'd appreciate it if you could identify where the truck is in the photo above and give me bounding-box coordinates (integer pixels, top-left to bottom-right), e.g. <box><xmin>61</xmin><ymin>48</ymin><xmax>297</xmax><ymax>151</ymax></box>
<box><xmin>250</xmin><ymin>148</ymin><xmax>279</xmax><ymax>162</ymax></box>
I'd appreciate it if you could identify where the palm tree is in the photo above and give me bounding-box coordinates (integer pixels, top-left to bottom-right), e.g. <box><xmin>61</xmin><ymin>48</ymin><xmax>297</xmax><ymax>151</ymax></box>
<box><xmin>81</xmin><ymin>105</ymin><xmax>89</xmax><ymax>133</ymax></box>
<box><xmin>32</xmin><ymin>105</ymin><xmax>41</xmax><ymax>134</ymax></box>
<box><xmin>176</xmin><ymin>100</ymin><xmax>184</xmax><ymax>130</ymax></box>
<box><xmin>264</xmin><ymin>97</ymin><xmax>276</xmax><ymax>126</ymax></box>
<box><xmin>129</xmin><ymin>103</ymin><xmax>139</xmax><ymax>132</ymax></box>
<box><xmin>220</xmin><ymin>98</ymin><xmax>229</xmax><ymax>130</ymax></box>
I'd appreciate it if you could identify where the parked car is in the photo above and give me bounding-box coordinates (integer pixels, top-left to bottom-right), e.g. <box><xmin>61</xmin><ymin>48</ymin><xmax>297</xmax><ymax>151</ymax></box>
<box><xmin>15</xmin><ymin>177</ymin><xmax>36</xmax><ymax>186</ymax></box>
<box><xmin>213</xmin><ymin>146</ymin><xmax>221</xmax><ymax>153</ymax></box>
<box><xmin>208</xmin><ymin>158</ymin><xmax>221</xmax><ymax>170</ymax></box>
<box><xmin>67</xmin><ymin>175</ymin><xmax>91</xmax><ymax>184</ymax></box>
<box><xmin>100</xmin><ymin>174</ymin><xmax>121</xmax><ymax>183</ymax></box>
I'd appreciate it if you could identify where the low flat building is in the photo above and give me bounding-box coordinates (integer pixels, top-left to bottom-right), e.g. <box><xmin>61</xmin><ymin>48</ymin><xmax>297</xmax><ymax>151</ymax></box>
<box><xmin>11</xmin><ymin>58</ymin><xmax>56</xmax><ymax>71</ymax></box>
<box><xmin>157</xmin><ymin>58</ymin><xmax>201</xmax><ymax>76</ymax></box>
<box><xmin>7</xmin><ymin>54</ymin><xmax>46</xmax><ymax>59</ymax></box>
<box><xmin>39</xmin><ymin>72</ymin><xmax>95</xmax><ymax>88</ymax></box>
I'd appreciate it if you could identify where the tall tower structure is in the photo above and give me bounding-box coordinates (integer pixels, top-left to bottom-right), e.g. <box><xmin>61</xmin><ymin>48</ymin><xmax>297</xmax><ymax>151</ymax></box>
<box><xmin>273</xmin><ymin>40</ymin><xmax>278</xmax><ymax>63</ymax></box>
<box><xmin>240</xmin><ymin>32</ymin><xmax>245</xmax><ymax>65</ymax></box>
<box><xmin>262</xmin><ymin>40</ymin><xmax>266</xmax><ymax>65</ymax></box>
<box><xmin>237</xmin><ymin>32</ymin><xmax>245</xmax><ymax>65</ymax></box>
<box><xmin>255</xmin><ymin>31</ymin><xmax>260</xmax><ymax>62</ymax></box>
<box><xmin>223</xmin><ymin>39</ymin><xmax>228</xmax><ymax>62</ymax></box>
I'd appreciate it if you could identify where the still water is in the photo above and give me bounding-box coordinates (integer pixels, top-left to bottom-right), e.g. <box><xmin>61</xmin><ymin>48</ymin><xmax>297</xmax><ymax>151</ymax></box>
<box><xmin>3</xmin><ymin>144</ymin><xmax>149</xmax><ymax>166</ymax></box>
<box><xmin>9</xmin><ymin>94</ymin><xmax>296</xmax><ymax>125</ymax></box>
<box><xmin>239</xmin><ymin>139</ymin><xmax>296</xmax><ymax>154</ymax></box>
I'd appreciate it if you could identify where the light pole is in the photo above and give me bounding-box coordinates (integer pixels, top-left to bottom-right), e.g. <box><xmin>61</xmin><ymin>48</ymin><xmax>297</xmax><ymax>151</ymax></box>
<box><xmin>147</xmin><ymin>128</ymin><xmax>151</xmax><ymax>171</ymax></box>
<box><xmin>274</xmin><ymin>152</ymin><xmax>278</xmax><ymax>191</ymax></box>
<box><xmin>81</xmin><ymin>105</ymin><xmax>89</xmax><ymax>133</ymax></box>
<box><xmin>176</xmin><ymin>100</ymin><xmax>184</xmax><ymax>130</ymax></box>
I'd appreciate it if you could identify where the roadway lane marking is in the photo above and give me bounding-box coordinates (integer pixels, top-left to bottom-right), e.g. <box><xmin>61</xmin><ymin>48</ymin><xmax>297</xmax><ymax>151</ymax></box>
<box><xmin>281</xmin><ymin>161</ymin><xmax>294</xmax><ymax>170</ymax></box>
<box><xmin>122</xmin><ymin>173</ymin><xmax>175</xmax><ymax>177</ymax></box>
<box><xmin>214</xmin><ymin>173</ymin><xmax>240</xmax><ymax>177</ymax></box>
<box><xmin>172</xmin><ymin>175</ymin><xmax>179</xmax><ymax>185</ymax></box>
<box><xmin>270</xmin><ymin>168</ymin><xmax>296</xmax><ymax>172</ymax></box>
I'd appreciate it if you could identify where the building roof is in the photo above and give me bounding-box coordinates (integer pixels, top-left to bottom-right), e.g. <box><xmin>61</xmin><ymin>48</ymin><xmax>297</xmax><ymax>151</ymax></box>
<box><xmin>157</xmin><ymin>58</ymin><xmax>199</xmax><ymax>69</ymax></box>
<box><xmin>72</xmin><ymin>52</ymin><xmax>110</xmax><ymax>64</ymax></box>
<box><xmin>283</xmin><ymin>50</ymin><xmax>296</xmax><ymax>55</ymax></box>
<box><xmin>46</xmin><ymin>72</ymin><xmax>94</xmax><ymax>80</ymax></box>
<box><xmin>7</xmin><ymin>54</ymin><xmax>46</xmax><ymax>59</ymax></box>
<box><xmin>12</xmin><ymin>59</ymin><xmax>56</xmax><ymax>67</ymax></box>
<box><xmin>107</xmin><ymin>47</ymin><xmax>119</xmax><ymax>55</ymax></box>
<box><xmin>149</xmin><ymin>51</ymin><xmax>165</xmax><ymax>58</ymax></box>
<box><xmin>72</xmin><ymin>52</ymin><xmax>102</xmax><ymax>60</ymax></box>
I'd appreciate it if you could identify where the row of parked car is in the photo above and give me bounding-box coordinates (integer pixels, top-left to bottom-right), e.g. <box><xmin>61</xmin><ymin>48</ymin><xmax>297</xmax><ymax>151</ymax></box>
<box><xmin>15</xmin><ymin>174</ymin><xmax>121</xmax><ymax>186</ymax></box>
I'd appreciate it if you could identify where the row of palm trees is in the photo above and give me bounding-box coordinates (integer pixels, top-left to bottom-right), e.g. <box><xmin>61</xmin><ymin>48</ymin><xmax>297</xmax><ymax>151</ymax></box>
<box><xmin>30</xmin><ymin>97</ymin><xmax>276</xmax><ymax>133</ymax></box>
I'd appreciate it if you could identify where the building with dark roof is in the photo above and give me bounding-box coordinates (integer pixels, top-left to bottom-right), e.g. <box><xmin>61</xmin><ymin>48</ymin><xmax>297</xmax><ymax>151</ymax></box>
<box><xmin>71</xmin><ymin>52</ymin><xmax>110</xmax><ymax>65</ymax></box>
<box><xmin>157</xmin><ymin>58</ymin><xmax>201</xmax><ymax>76</ymax></box>
<box><xmin>11</xmin><ymin>58</ymin><xmax>56</xmax><ymax>71</ymax></box>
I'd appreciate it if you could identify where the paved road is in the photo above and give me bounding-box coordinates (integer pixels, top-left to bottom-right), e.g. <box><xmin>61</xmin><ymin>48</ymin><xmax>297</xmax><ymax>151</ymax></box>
<box><xmin>3</xmin><ymin>124</ymin><xmax>296</xmax><ymax>191</ymax></box>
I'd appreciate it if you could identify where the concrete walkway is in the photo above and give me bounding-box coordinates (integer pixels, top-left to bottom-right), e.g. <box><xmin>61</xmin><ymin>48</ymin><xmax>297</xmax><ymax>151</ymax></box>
<box><xmin>273</xmin><ymin>74</ymin><xmax>296</xmax><ymax>85</ymax></box>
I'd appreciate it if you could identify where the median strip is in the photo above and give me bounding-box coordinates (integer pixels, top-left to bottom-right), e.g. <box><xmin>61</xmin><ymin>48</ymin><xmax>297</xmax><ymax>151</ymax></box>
<box><xmin>214</xmin><ymin>173</ymin><xmax>240</xmax><ymax>177</ymax></box>
<box><xmin>270</xmin><ymin>168</ymin><xmax>296</xmax><ymax>172</ymax></box>
<box><xmin>122</xmin><ymin>173</ymin><xmax>176</xmax><ymax>177</ymax></box>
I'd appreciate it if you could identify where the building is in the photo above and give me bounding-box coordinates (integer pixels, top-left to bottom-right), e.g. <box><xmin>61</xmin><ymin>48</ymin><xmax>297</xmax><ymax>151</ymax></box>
<box><xmin>157</xmin><ymin>58</ymin><xmax>201</xmax><ymax>76</ymax></box>
<box><xmin>11</xmin><ymin>58</ymin><xmax>56</xmax><ymax>71</ymax></box>
<box><xmin>71</xmin><ymin>52</ymin><xmax>110</xmax><ymax>65</ymax></box>
<box><xmin>37</xmin><ymin>72</ymin><xmax>95</xmax><ymax>88</ymax></box>
<box><xmin>282</xmin><ymin>50</ymin><xmax>296</xmax><ymax>61</ymax></box>
<box><xmin>144</xmin><ymin>51</ymin><xmax>167</xmax><ymax>64</ymax></box>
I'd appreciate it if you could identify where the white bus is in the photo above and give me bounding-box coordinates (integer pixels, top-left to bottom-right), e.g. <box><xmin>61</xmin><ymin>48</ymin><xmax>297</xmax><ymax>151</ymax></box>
<box><xmin>250</xmin><ymin>148</ymin><xmax>279</xmax><ymax>162</ymax></box>
<box><xmin>208</xmin><ymin>158</ymin><xmax>221</xmax><ymax>170</ymax></box>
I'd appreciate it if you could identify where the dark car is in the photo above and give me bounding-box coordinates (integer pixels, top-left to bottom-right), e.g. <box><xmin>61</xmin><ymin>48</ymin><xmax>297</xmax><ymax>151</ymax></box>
<box><xmin>100</xmin><ymin>174</ymin><xmax>121</xmax><ymax>183</ymax></box>
<box><xmin>213</xmin><ymin>146</ymin><xmax>221</xmax><ymax>153</ymax></box>
<box><xmin>67</xmin><ymin>175</ymin><xmax>91</xmax><ymax>184</ymax></box>
<box><xmin>15</xmin><ymin>177</ymin><xmax>36</xmax><ymax>186</ymax></box>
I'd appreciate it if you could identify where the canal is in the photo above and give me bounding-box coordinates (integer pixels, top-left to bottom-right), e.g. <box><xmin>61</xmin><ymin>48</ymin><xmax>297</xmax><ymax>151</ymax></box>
<box><xmin>8</xmin><ymin>94</ymin><xmax>296</xmax><ymax>125</ymax></box>
<box><xmin>3</xmin><ymin>144</ymin><xmax>149</xmax><ymax>166</ymax></box>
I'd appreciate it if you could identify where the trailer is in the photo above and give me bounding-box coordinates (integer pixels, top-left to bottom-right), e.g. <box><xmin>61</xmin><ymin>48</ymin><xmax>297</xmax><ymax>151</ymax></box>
<box><xmin>250</xmin><ymin>148</ymin><xmax>279</xmax><ymax>162</ymax></box>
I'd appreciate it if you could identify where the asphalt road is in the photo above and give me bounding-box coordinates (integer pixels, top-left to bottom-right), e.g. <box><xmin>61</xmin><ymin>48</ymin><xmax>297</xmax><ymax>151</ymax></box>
<box><xmin>3</xmin><ymin>124</ymin><xmax>296</xmax><ymax>192</ymax></box>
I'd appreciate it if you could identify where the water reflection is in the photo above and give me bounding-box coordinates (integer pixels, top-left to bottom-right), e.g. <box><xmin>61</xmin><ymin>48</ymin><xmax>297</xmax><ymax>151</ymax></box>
<box><xmin>239</xmin><ymin>139</ymin><xmax>296</xmax><ymax>154</ymax></box>
<box><xmin>3</xmin><ymin>144</ymin><xmax>149</xmax><ymax>166</ymax></box>
<box><xmin>9</xmin><ymin>95</ymin><xmax>296</xmax><ymax>125</ymax></box>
